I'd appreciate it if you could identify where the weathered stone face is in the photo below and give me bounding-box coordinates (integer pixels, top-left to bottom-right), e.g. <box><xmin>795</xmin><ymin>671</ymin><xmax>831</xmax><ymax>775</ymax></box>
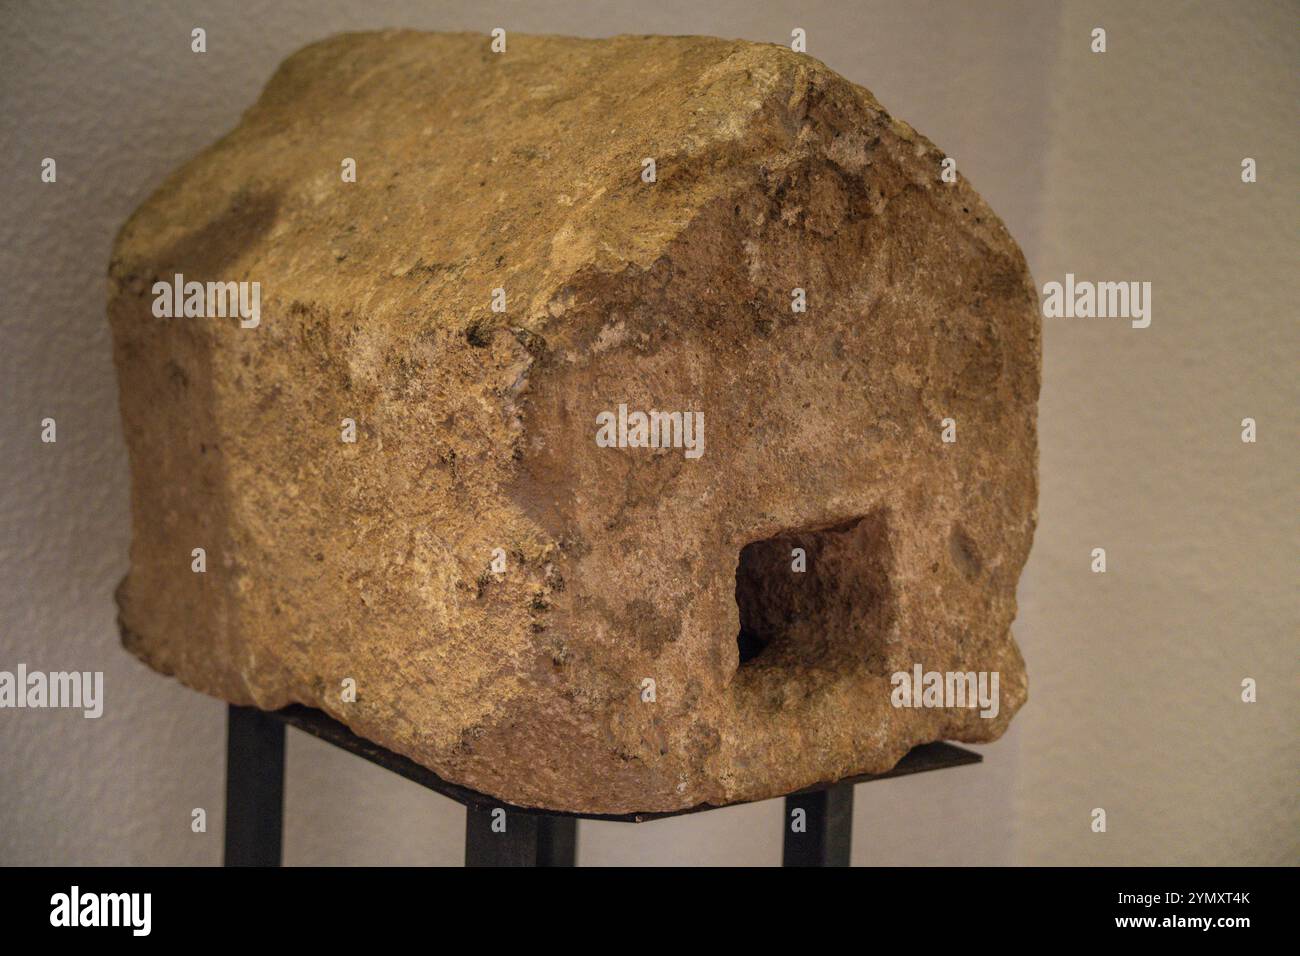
<box><xmin>109</xmin><ymin>31</ymin><xmax>1039</xmax><ymax>814</ymax></box>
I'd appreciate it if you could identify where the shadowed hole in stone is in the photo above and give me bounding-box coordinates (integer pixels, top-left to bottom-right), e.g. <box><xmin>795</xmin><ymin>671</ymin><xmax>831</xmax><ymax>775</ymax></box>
<box><xmin>734</xmin><ymin>511</ymin><xmax>894</xmax><ymax>677</ymax></box>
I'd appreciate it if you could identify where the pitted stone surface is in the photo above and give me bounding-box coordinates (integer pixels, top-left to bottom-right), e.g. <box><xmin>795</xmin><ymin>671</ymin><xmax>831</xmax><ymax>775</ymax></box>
<box><xmin>110</xmin><ymin>31</ymin><xmax>1039</xmax><ymax>813</ymax></box>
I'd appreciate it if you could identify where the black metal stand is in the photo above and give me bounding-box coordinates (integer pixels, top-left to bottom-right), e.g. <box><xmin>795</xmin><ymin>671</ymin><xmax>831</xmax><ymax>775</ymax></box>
<box><xmin>223</xmin><ymin>703</ymin><xmax>981</xmax><ymax>867</ymax></box>
<box><xmin>465</xmin><ymin>807</ymin><xmax>578</xmax><ymax>867</ymax></box>
<box><xmin>783</xmin><ymin>782</ymin><xmax>855</xmax><ymax>866</ymax></box>
<box><xmin>223</xmin><ymin>706</ymin><xmax>285</xmax><ymax>866</ymax></box>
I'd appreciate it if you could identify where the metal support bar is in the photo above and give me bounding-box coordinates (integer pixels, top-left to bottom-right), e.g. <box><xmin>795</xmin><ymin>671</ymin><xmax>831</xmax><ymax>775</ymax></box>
<box><xmin>465</xmin><ymin>807</ymin><xmax>578</xmax><ymax>867</ymax></box>
<box><xmin>537</xmin><ymin>815</ymin><xmax>578</xmax><ymax>866</ymax></box>
<box><xmin>224</xmin><ymin>704</ymin><xmax>285</xmax><ymax>867</ymax></box>
<box><xmin>220</xmin><ymin>704</ymin><xmax>980</xmax><ymax>865</ymax></box>
<box><xmin>782</xmin><ymin>781</ymin><xmax>854</xmax><ymax>866</ymax></box>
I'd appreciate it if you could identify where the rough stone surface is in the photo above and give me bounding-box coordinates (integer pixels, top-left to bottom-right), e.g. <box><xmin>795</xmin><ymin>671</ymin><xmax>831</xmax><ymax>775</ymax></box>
<box><xmin>109</xmin><ymin>30</ymin><xmax>1039</xmax><ymax>814</ymax></box>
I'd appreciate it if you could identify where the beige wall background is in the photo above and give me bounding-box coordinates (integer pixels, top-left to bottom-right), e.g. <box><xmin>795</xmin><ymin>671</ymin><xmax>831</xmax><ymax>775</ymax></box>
<box><xmin>0</xmin><ymin>0</ymin><xmax>1294</xmax><ymax>865</ymax></box>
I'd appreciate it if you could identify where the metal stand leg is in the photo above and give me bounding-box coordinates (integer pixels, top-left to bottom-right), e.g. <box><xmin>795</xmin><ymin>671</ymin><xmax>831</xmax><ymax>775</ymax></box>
<box><xmin>224</xmin><ymin>704</ymin><xmax>285</xmax><ymax>866</ymax></box>
<box><xmin>537</xmin><ymin>815</ymin><xmax>578</xmax><ymax>866</ymax></box>
<box><xmin>783</xmin><ymin>782</ymin><xmax>854</xmax><ymax>866</ymax></box>
<box><xmin>465</xmin><ymin>807</ymin><xmax>578</xmax><ymax>867</ymax></box>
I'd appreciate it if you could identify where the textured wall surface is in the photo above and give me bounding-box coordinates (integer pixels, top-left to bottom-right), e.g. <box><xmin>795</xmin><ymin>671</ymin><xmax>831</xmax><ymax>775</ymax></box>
<box><xmin>0</xmin><ymin>0</ymin><xmax>1292</xmax><ymax>865</ymax></box>
<box><xmin>1017</xmin><ymin>0</ymin><xmax>1299</xmax><ymax>865</ymax></box>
